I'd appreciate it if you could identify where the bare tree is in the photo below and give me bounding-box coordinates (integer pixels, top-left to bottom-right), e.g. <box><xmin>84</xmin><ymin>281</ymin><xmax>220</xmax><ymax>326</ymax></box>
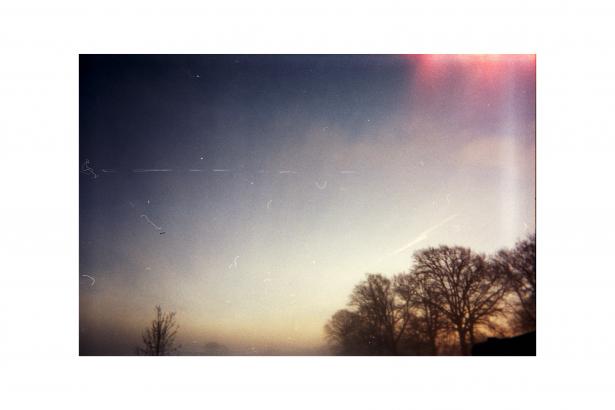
<box><xmin>395</xmin><ymin>272</ymin><xmax>448</xmax><ymax>355</ymax></box>
<box><xmin>494</xmin><ymin>234</ymin><xmax>536</xmax><ymax>333</ymax></box>
<box><xmin>412</xmin><ymin>246</ymin><xmax>509</xmax><ymax>355</ymax></box>
<box><xmin>324</xmin><ymin>309</ymin><xmax>368</xmax><ymax>355</ymax></box>
<box><xmin>326</xmin><ymin>273</ymin><xmax>450</xmax><ymax>355</ymax></box>
<box><xmin>347</xmin><ymin>274</ymin><xmax>412</xmax><ymax>355</ymax></box>
<box><xmin>137</xmin><ymin>305</ymin><xmax>180</xmax><ymax>356</ymax></box>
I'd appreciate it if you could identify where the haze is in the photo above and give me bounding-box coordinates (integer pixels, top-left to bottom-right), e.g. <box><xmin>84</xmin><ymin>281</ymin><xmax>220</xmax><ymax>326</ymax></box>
<box><xmin>79</xmin><ymin>55</ymin><xmax>535</xmax><ymax>355</ymax></box>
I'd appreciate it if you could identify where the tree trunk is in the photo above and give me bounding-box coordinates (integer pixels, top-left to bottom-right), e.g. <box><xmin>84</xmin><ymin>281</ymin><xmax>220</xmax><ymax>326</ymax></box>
<box><xmin>429</xmin><ymin>334</ymin><xmax>438</xmax><ymax>355</ymax></box>
<box><xmin>388</xmin><ymin>333</ymin><xmax>398</xmax><ymax>355</ymax></box>
<box><xmin>458</xmin><ymin>328</ymin><xmax>468</xmax><ymax>355</ymax></box>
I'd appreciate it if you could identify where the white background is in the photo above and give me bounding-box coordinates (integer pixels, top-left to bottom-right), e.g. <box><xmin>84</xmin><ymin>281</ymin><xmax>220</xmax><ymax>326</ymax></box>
<box><xmin>1</xmin><ymin>1</ymin><xmax>614</xmax><ymax>408</ymax></box>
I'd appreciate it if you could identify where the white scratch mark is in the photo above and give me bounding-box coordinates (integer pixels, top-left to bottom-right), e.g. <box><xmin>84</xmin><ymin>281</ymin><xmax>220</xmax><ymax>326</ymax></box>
<box><xmin>81</xmin><ymin>274</ymin><xmax>95</xmax><ymax>287</ymax></box>
<box><xmin>340</xmin><ymin>170</ymin><xmax>357</xmax><ymax>174</ymax></box>
<box><xmin>101</xmin><ymin>169</ymin><xmax>117</xmax><ymax>173</ymax></box>
<box><xmin>80</xmin><ymin>159</ymin><xmax>98</xmax><ymax>179</ymax></box>
<box><xmin>189</xmin><ymin>169</ymin><xmax>205</xmax><ymax>172</ymax></box>
<box><xmin>212</xmin><ymin>169</ymin><xmax>231</xmax><ymax>173</ymax></box>
<box><xmin>315</xmin><ymin>180</ymin><xmax>328</xmax><ymax>190</ymax></box>
<box><xmin>388</xmin><ymin>214</ymin><xmax>458</xmax><ymax>258</ymax></box>
<box><xmin>133</xmin><ymin>169</ymin><xmax>172</xmax><ymax>173</ymax></box>
<box><xmin>228</xmin><ymin>255</ymin><xmax>239</xmax><ymax>269</ymax></box>
<box><xmin>140</xmin><ymin>214</ymin><xmax>163</xmax><ymax>231</ymax></box>
<box><xmin>279</xmin><ymin>170</ymin><xmax>297</xmax><ymax>174</ymax></box>
<box><xmin>266</xmin><ymin>200</ymin><xmax>272</xmax><ymax>210</ymax></box>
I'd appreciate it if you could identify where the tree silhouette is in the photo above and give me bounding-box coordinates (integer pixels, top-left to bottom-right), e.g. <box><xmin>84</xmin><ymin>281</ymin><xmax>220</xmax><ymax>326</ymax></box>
<box><xmin>412</xmin><ymin>246</ymin><xmax>509</xmax><ymax>355</ymax></box>
<box><xmin>494</xmin><ymin>234</ymin><xmax>536</xmax><ymax>333</ymax></box>
<box><xmin>348</xmin><ymin>274</ymin><xmax>413</xmax><ymax>355</ymax></box>
<box><xmin>325</xmin><ymin>239</ymin><xmax>535</xmax><ymax>355</ymax></box>
<box><xmin>137</xmin><ymin>305</ymin><xmax>180</xmax><ymax>355</ymax></box>
<box><xmin>325</xmin><ymin>275</ymin><xmax>407</xmax><ymax>355</ymax></box>
<box><xmin>324</xmin><ymin>309</ymin><xmax>368</xmax><ymax>355</ymax></box>
<box><xmin>395</xmin><ymin>272</ymin><xmax>448</xmax><ymax>355</ymax></box>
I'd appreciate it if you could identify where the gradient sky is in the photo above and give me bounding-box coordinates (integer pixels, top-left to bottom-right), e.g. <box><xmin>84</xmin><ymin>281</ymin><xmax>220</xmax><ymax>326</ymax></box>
<box><xmin>79</xmin><ymin>55</ymin><xmax>535</xmax><ymax>355</ymax></box>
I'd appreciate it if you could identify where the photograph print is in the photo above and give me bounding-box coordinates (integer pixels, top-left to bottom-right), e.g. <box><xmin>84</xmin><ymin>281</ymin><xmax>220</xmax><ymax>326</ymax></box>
<box><xmin>79</xmin><ymin>54</ymin><xmax>536</xmax><ymax>356</ymax></box>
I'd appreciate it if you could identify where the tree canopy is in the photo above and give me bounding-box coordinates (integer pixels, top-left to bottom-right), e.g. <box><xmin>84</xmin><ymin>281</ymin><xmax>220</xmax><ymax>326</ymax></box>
<box><xmin>325</xmin><ymin>234</ymin><xmax>535</xmax><ymax>355</ymax></box>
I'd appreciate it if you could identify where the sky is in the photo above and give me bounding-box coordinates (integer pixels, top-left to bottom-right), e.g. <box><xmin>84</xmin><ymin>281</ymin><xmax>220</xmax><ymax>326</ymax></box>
<box><xmin>79</xmin><ymin>54</ymin><xmax>535</xmax><ymax>355</ymax></box>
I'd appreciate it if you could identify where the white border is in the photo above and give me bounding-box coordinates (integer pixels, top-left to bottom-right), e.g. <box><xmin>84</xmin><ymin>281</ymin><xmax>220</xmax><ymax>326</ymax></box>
<box><xmin>1</xmin><ymin>1</ymin><xmax>614</xmax><ymax>408</ymax></box>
